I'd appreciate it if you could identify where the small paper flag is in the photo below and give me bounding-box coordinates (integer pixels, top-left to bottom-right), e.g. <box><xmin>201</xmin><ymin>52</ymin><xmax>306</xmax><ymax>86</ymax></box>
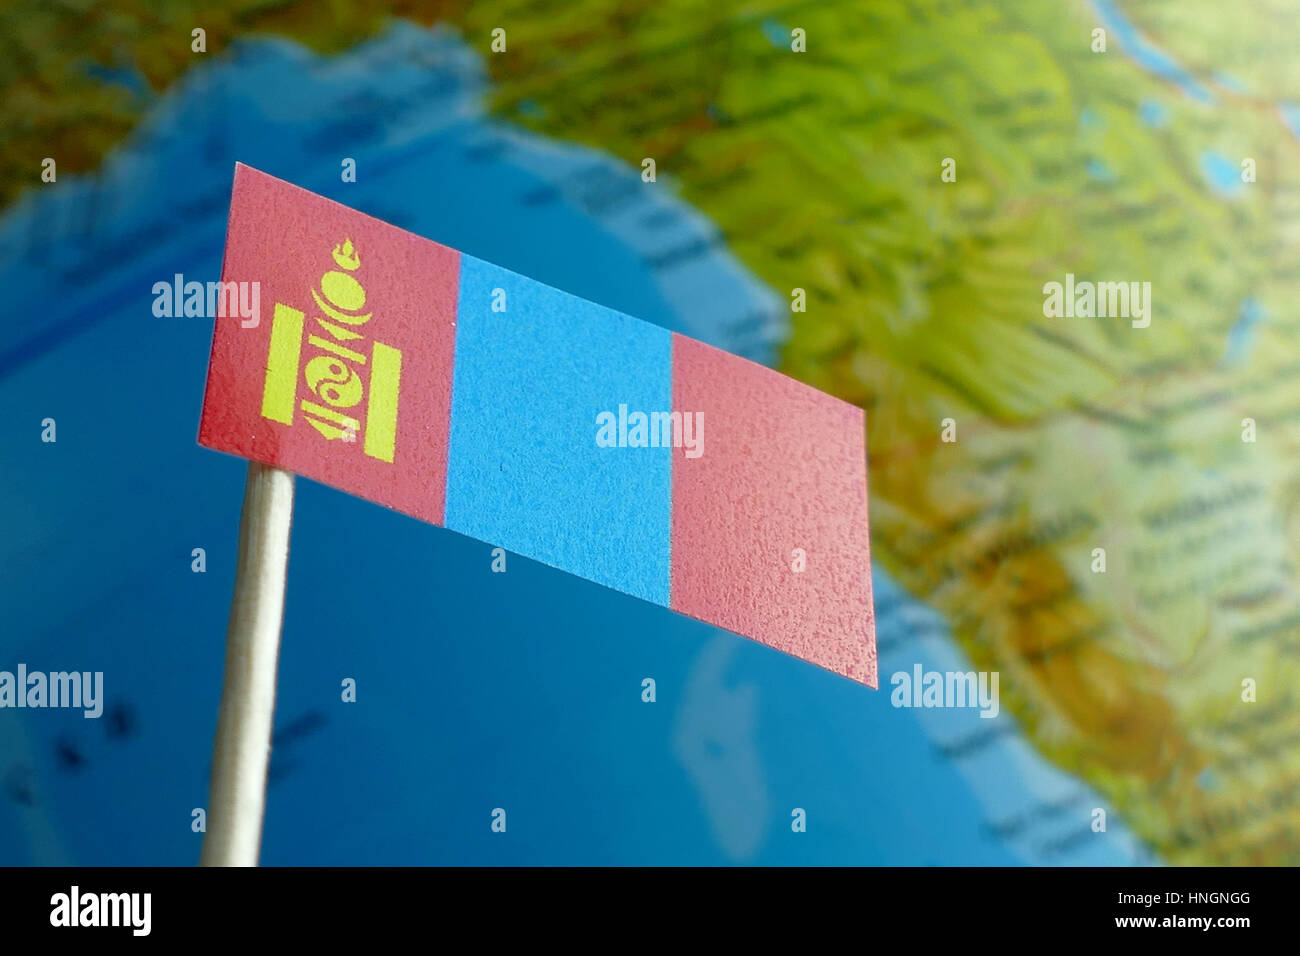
<box><xmin>199</xmin><ymin>164</ymin><xmax>877</xmax><ymax>686</ymax></box>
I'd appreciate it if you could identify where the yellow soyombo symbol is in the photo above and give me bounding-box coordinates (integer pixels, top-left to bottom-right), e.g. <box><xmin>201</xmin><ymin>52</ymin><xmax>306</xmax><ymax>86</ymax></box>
<box><xmin>260</xmin><ymin>238</ymin><xmax>402</xmax><ymax>463</ymax></box>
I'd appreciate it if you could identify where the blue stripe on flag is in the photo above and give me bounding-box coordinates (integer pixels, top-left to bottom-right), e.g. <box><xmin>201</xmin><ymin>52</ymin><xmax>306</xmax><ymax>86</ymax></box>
<box><xmin>445</xmin><ymin>255</ymin><xmax>673</xmax><ymax>606</ymax></box>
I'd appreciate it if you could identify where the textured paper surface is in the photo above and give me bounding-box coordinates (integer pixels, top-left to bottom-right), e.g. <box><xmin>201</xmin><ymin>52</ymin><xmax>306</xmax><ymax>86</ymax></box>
<box><xmin>199</xmin><ymin>164</ymin><xmax>877</xmax><ymax>686</ymax></box>
<box><xmin>199</xmin><ymin>163</ymin><xmax>459</xmax><ymax>525</ymax></box>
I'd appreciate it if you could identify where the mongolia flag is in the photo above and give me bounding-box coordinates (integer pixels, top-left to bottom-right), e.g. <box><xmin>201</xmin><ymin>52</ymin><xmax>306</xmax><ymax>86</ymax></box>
<box><xmin>199</xmin><ymin>164</ymin><xmax>877</xmax><ymax>686</ymax></box>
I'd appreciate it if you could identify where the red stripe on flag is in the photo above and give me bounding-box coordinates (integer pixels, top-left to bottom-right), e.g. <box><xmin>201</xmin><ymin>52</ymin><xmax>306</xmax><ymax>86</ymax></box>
<box><xmin>669</xmin><ymin>335</ymin><xmax>876</xmax><ymax>686</ymax></box>
<box><xmin>198</xmin><ymin>165</ymin><xmax>460</xmax><ymax>525</ymax></box>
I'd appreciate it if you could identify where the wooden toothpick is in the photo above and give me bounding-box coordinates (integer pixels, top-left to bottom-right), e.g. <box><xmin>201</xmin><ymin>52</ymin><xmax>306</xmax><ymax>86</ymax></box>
<box><xmin>200</xmin><ymin>461</ymin><xmax>295</xmax><ymax>866</ymax></box>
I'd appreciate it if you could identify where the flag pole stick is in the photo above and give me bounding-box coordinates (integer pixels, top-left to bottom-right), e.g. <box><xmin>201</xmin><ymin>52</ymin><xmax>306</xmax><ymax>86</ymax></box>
<box><xmin>200</xmin><ymin>460</ymin><xmax>295</xmax><ymax>867</ymax></box>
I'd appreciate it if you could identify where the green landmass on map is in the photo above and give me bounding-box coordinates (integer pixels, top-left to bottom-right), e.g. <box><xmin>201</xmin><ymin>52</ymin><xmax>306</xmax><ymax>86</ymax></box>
<box><xmin>4</xmin><ymin>0</ymin><xmax>1300</xmax><ymax>864</ymax></box>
